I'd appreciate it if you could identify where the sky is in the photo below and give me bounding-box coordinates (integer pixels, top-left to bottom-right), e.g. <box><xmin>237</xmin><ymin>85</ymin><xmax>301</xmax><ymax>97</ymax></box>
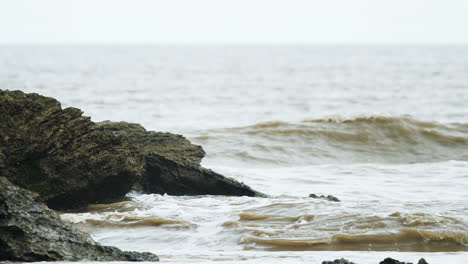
<box><xmin>1</xmin><ymin>0</ymin><xmax>467</xmax><ymax>44</ymax></box>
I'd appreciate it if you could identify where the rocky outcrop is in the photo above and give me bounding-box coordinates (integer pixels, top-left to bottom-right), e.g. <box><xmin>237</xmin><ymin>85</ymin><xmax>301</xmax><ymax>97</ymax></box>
<box><xmin>0</xmin><ymin>176</ymin><xmax>159</xmax><ymax>262</ymax></box>
<box><xmin>0</xmin><ymin>90</ymin><xmax>144</xmax><ymax>210</ymax></box>
<box><xmin>0</xmin><ymin>90</ymin><xmax>265</xmax><ymax>211</ymax></box>
<box><xmin>0</xmin><ymin>90</ymin><xmax>265</xmax><ymax>262</ymax></box>
<box><xmin>97</xmin><ymin>121</ymin><xmax>267</xmax><ymax>197</ymax></box>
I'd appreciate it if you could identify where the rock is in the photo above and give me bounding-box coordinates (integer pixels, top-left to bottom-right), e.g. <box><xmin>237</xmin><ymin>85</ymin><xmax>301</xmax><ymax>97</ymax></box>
<box><xmin>322</xmin><ymin>258</ymin><xmax>356</xmax><ymax>264</ymax></box>
<box><xmin>379</xmin><ymin>258</ymin><xmax>403</xmax><ymax>264</ymax></box>
<box><xmin>0</xmin><ymin>90</ymin><xmax>144</xmax><ymax>210</ymax></box>
<box><xmin>97</xmin><ymin>121</ymin><xmax>268</xmax><ymax>197</ymax></box>
<box><xmin>0</xmin><ymin>176</ymin><xmax>159</xmax><ymax>262</ymax></box>
<box><xmin>418</xmin><ymin>259</ymin><xmax>429</xmax><ymax>264</ymax></box>
<box><xmin>379</xmin><ymin>257</ymin><xmax>419</xmax><ymax>264</ymax></box>
<box><xmin>309</xmin><ymin>194</ymin><xmax>340</xmax><ymax>202</ymax></box>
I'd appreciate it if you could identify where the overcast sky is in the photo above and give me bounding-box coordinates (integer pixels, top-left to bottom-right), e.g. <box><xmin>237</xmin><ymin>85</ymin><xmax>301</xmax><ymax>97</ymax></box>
<box><xmin>1</xmin><ymin>0</ymin><xmax>467</xmax><ymax>44</ymax></box>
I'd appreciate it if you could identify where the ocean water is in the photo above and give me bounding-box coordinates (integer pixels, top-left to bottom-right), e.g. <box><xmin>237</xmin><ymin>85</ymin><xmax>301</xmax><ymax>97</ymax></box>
<box><xmin>1</xmin><ymin>45</ymin><xmax>467</xmax><ymax>263</ymax></box>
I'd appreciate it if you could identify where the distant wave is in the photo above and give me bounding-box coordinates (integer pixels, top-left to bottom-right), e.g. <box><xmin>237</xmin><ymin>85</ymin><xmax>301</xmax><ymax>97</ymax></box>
<box><xmin>194</xmin><ymin>115</ymin><xmax>468</xmax><ymax>165</ymax></box>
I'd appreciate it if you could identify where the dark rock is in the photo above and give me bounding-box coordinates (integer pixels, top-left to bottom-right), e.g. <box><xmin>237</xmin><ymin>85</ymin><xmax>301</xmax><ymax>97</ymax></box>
<box><xmin>322</xmin><ymin>258</ymin><xmax>356</xmax><ymax>264</ymax></box>
<box><xmin>379</xmin><ymin>257</ymin><xmax>417</xmax><ymax>264</ymax></box>
<box><xmin>97</xmin><ymin>121</ymin><xmax>268</xmax><ymax>197</ymax></box>
<box><xmin>379</xmin><ymin>258</ymin><xmax>402</xmax><ymax>264</ymax></box>
<box><xmin>418</xmin><ymin>259</ymin><xmax>429</xmax><ymax>264</ymax></box>
<box><xmin>309</xmin><ymin>194</ymin><xmax>340</xmax><ymax>202</ymax></box>
<box><xmin>0</xmin><ymin>90</ymin><xmax>144</xmax><ymax>210</ymax></box>
<box><xmin>0</xmin><ymin>176</ymin><xmax>159</xmax><ymax>262</ymax></box>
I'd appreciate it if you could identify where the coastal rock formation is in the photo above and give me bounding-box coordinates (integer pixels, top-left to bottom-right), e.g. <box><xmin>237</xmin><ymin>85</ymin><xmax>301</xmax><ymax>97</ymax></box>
<box><xmin>0</xmin><ymin>90</ymin><xmax>144</xmax><ymax>210</ymax></box>
<box><xmin>98</xmin><ymin>121</ymin><xmax>267</xmax><ymax>197</ymax></box>
<box><xmin>0</xmin><ymin>90</ymin><xmax>265</xmax><ymax>211</ymax></box>
<box><xmin>0</xmin><ymin>176</ymin><xmax>159</xmax><ymax>262</ymax></box>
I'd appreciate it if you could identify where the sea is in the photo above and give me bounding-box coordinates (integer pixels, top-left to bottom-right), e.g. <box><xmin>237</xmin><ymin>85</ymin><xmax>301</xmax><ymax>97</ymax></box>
<box><xmin>0</xmin><ymin>45</ymin><xmax>467</xmax><ymax>264</ymax></box>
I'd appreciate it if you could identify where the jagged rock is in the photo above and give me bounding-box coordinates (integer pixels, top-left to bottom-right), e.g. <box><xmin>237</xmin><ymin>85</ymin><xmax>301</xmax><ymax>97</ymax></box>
<box><xmin>98</xmin><ymin>121</ymin><xmax>268</xmax><ymax>197</ymax></box>
<box><xmin>0</xmin><ymin>90</ymin><xmax>144</xmax><ymax>210</ymax></box>
<box><xmin>322</xmin><ymin>258</ymin><xmax>355</xmax><ymax>264</ymax></box>
<box><xmin>309</xmin><ymin>193</ymin><xmax>340</xmax><ymax>202</ymax></box>
<box><xmin>417</xmin><ymin>259</ymin><xmax>428</xmax><ymax>264</ymax></box>
<box><xmin>0</xmin><ymin>176</ymin><xmax>159</xmax><ymax>262</ymax></box>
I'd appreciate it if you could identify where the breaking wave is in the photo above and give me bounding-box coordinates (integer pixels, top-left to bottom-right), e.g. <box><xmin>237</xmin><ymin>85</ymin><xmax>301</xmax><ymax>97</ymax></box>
<box><xmin>195</xmin><ymin>115</ymin><xmax>468</xmax><ymax>165</ymax></box>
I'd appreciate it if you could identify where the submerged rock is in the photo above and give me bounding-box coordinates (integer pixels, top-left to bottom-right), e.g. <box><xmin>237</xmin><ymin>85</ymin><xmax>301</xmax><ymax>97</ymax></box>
<box><xmin>322</xmin><ymin>258</ymin><xmax>356</xmax><ymax>264</ymax></box>
<box><xmin>98</xmin><ymin>121</ymin><xmax>268</xmax><ymax>197</ymax></box>
<box><xmin>0</xmin><ymin>176</ymin><xmax>159</xmax><ymax>262</ymax></box>
<box><xmin>0</xmin><ymin>90</ymin><xmax>144</xmax><ymax>210</ymax></box>
<box><xmin>309</xmin><ymin>193</ymin><xmax>340</xmax><ymax>202</ymax></box>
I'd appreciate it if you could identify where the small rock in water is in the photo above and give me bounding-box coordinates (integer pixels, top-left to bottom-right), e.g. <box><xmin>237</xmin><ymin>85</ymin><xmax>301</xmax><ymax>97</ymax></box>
<box><xmin>418</xmin><ymin>259</ymin><xmax>429</xmax><ymax>264</ymax></box>
<box><xmin>379</xmin><ymin>257</ymin><xmax>429</xmax><ymax>264</ymax></box>
<box><xmin>380</xmin><ymin>258</ymin><xmax>403</xmax><ymax>264</ymax></box>
<box><xmin>309</xmin><ymin>193</ymin><xmax>340</xmax><ymax>202</ymax></box>
<box><xmin>322</xmin><ymin>258</ymin><xmax>355</xmax><ymax>264</ymax></box>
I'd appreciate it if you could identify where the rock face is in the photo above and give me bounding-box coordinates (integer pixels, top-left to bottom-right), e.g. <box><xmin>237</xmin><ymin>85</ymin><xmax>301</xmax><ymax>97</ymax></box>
<box><xmin>98</xmin><ymin>121</ymin><xmax>267</xmax><ymax>197</ymax></box>
<box><xmin>0</xmin><ymin>176</ymin><xmax>159</xmax><ymax>262</ymax></box>
<box><xmin>0</xmin><ymin>90</ymin><xmax>144</xmax><ymax>210</ymax></box>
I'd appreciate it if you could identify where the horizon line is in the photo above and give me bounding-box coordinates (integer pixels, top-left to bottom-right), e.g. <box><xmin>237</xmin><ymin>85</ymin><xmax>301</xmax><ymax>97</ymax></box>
<box><xmin>1</xmin><ymin>41</ymin><xmax>468</xmax><ymax>47</ymax></box>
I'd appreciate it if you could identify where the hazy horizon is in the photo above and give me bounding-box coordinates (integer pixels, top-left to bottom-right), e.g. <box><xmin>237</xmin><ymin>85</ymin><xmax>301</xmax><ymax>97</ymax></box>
<box><xmin>1</xmin><ymin>0</ymin><xmax>468</xmax><ymax>45</ymax></box>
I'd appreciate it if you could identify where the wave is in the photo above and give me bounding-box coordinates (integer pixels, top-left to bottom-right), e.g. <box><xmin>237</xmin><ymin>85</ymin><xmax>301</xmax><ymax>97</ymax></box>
<box><xmin>62</xmin><ymin>213</ymin><xmax>195</xmax><ymax>229</ymax></box>
<box><xmin>224</xmin><ymin>210</ymin><xmax>468</xmax><ymax>252</ymax></box>
<box><xmin>86</xmin><ymin>201</ymin><xmax>138</xmax><ymax>213</ymax></box>
<box><xmin>246</xmin><ymin>115</ymin><xmax>467</xmax><ymax>145</ymax></box>
<box><xmin>238</xmin><ymin>212</ymin><xmax>315</xmax><ymax>222</ymax></box>
<box><xmin>240</xmin><ymin>228</ymin><xmax>468</xmax><ymax>252</ymax></box>
<box><xmin>195</xmin><ymin>115</ymin><xmax>468</xmax><ymax>165</ymax></box>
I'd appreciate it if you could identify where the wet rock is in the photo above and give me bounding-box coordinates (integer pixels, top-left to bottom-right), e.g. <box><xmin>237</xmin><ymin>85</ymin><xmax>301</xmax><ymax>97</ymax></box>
<box><xmin>379</xmin><ymin>257</ymin><xmax>429</xmax><ymax>264</ymax></box>
<box><xmin>380</xmin><ymin>258</ymin><xmax>403</xmax><ymax>264</ymax></box>
<box><xmin>0</xmin><ymin>90</ymin><xmax>144</xmax><ymax>210</ymax></box>
<box><xmin>98</xmin><ymin>121</ymin><xmax>268</xmax><ymax>197</ymax></box>
<box><xmin>322</xmin><ymin>258</ymin><xmax>356</xmax><ymax>264</ymax></box>
<box><xmin>0</xmin><ymin>176</ymin><xmax>159</xmax><ymax>262</ymax></box>
<box><xmin>309</xmin><ymin>193</ymin><xmax>340</xmax><ymax>202</ymax></box>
